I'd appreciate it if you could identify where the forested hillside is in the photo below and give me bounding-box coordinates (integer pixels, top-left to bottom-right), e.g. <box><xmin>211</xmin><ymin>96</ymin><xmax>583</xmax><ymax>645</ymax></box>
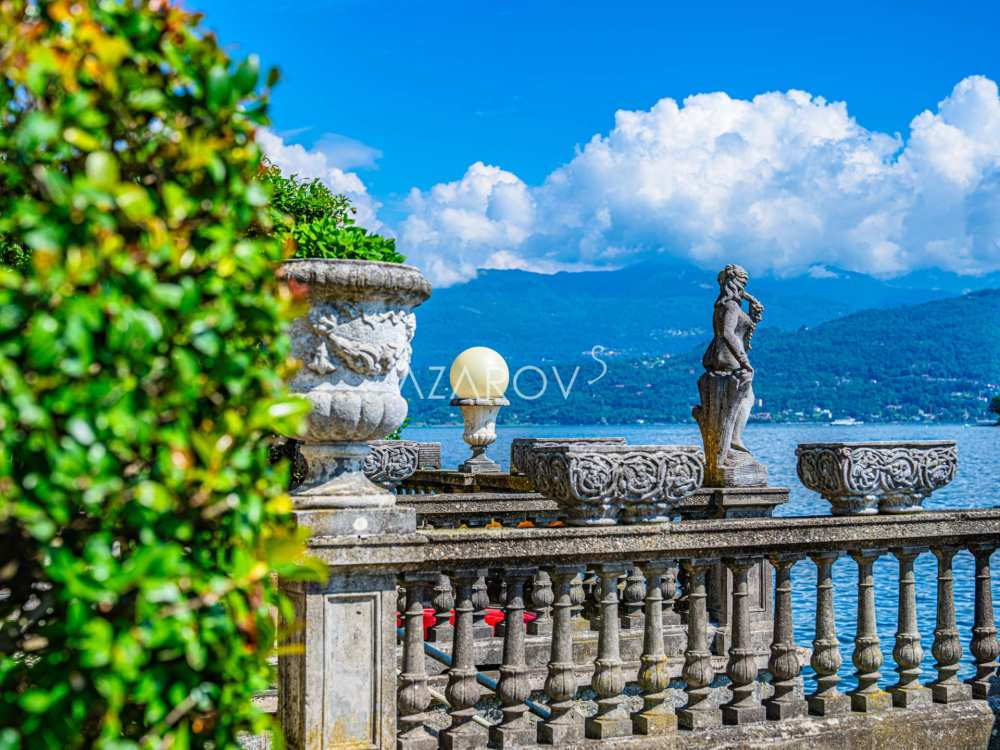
<box><xmin>405</xmin><ymin>289</ymin><xmax>1000</xmax><ymax>424</ymax></box>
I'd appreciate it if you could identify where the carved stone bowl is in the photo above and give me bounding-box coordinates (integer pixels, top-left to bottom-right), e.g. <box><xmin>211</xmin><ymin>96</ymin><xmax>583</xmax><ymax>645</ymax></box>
<box><xmin>796</xmin><ymin>440</ymin><xmax>957</xmax><ymax>515</ymax></box>
<box><xmin>524</xmin><ymin>443</ymin><xmax>705</xmax><ymax>525</ymax></box>
<box><xmin>509</xmin><ymin>437</ymin><xmax>626</xmax><ymax>476</ymax></box>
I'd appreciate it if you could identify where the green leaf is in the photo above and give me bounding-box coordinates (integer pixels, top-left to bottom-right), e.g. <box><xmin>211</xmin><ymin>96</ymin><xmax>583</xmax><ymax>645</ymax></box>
<box><xmin>85</xmin><ymin>151</ymin><xmax>120</xmax><ymax>189</ymax></box>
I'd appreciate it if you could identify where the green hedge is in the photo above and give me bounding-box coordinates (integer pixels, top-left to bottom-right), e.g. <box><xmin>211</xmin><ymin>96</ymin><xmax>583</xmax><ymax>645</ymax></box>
<box><xmin>0</xmin><ymin>2</ymin><xmax>322</xmax><ymax>748</ymax></box>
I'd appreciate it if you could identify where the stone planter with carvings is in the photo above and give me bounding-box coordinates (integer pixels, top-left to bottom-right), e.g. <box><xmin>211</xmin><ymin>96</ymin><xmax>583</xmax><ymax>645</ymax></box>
<box><xmin>524</xmin><ymin>443</ymin><xmax>705</xmax><ymax>525</ymax></box>
<box><xmin>279</xmin><ymin>259</ymin><xmax>431</xmax><ymax>518</ymax></box>
<box><xmin>796</xmin><ymin>440</ymin><xmax>957</xmax><ymax>515</ymax></box>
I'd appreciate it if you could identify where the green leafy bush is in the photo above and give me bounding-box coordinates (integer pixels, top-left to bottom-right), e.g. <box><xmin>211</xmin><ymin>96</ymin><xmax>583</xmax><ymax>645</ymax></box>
<box><xmin>0</xmin><ymin>2</ymin><xmax>322</xmax><ymax>748</ymax></box>
<box><xmin>260</xmin><ymin>159</ymin><xmax>404</xmax><ymax>263</ymax></box>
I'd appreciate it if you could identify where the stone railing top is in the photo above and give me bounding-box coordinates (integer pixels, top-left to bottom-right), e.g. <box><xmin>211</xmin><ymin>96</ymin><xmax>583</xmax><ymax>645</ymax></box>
<box><xmin>278</xmin><ymin>258</ymin><xmax>432</xmax><ymax>305</ymax></box>
<box><xmin>306</xmin><ymin>506</ymin><xmax>1000</xmax><ymax>572</ymax></box>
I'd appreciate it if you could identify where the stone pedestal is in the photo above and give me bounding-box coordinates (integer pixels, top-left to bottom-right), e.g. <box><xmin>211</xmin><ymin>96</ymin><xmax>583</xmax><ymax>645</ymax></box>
<box><xmin>452</xmin><ymin>397</ymin><xmax>507</xmax><ymax>474</ymax></box>
<box><xmin>279</xmin><ymin>569</ymin><xmax>400</xmax><ymax>750</ymax></box>
<box><xmin>280</xmin><ymin>507</ymin><xmax>417</xmax><ymax>750</ymax></box>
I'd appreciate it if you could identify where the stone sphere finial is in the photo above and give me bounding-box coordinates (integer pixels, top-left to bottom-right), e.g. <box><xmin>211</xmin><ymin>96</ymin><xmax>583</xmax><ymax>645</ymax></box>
<box><xmin>449</xmin><ymin>346</ymin><xmax>509</xmax><ymax>399</ymax></box>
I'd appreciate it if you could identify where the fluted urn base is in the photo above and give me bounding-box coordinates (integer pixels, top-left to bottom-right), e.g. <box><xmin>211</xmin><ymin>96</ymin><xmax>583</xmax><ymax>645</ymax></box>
<box><xmin>294</xmin><ymin>442</ymin><xmax>395</xmax><ymax>510</ymax></box>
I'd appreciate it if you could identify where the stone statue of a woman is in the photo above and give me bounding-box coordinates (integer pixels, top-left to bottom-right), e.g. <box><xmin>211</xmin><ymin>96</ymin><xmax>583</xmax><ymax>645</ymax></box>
<box><xmin>693</xmin><ymin>264</ymin><xmax>767</xmax><ymax>487</ymax></box>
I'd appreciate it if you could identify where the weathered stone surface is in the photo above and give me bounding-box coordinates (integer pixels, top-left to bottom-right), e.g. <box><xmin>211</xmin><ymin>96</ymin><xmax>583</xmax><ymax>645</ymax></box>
<box><xmin>304</xmin><ymin>508</ymin><xmax>1000</xmax><ymax>573</ymax></box>
<box><xmin>245</xmin><ymin>690</ymin><xmax>995</xmax><ymax>750</ymax></box>
<box><xmin>363</xmin><ymin>440</ymin><xmax>420</xmax><ymax>489</ymax></box>
<box><xmin>293</xmin><ymin>506</ymin><xmax>416</xmax><ymax>537</ymax></box>
<box><xmin>280</xmin><ymin>259</ymin><xmax>431</xmax><ymax>513</ymax></box>
<box><xmin>796</xmin><ymin>440</ymin><xmax>957</xmax><ymax>515</ymax></box>
<box><xmin>510</xmin><ymin>437</ymin><xmax>626</xmax><ymax>476</ymax></box>
<box><xmin>524</xmin><ymin>443</ymin><xmax>704</xmax><ymax>525</ymax></box>
<box><xmin>692</xmin><ymin>264</ymin><xmax>767</xmax><ymax>488</ymax></box>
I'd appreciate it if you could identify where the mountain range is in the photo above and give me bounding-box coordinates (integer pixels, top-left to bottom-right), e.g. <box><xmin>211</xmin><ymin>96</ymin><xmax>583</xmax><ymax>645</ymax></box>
<box><xmin>410</xmin><ymin>259</ymin><xmax>1000</xmax><ymax>368</ymax></box>
<box><xmin>405</xmin><ymin>261</ymin><xmax>1000</xmax><ymax>425</ymax></box>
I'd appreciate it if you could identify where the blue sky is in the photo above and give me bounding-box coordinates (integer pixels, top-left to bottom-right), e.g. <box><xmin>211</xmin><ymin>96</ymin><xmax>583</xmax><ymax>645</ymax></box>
<box><xmin>192</xmin><ymin>0</ymin><xmax>1000</xmax><ymax>286</ymax></box>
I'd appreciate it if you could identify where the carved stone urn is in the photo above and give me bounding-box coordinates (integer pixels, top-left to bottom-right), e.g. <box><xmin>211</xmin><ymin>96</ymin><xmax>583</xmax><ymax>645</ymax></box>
<box><xmin>279</xmin><ymin>259</ymin><xmax>431</xmax><ymax>519</ymax></box>
<box><xmin>796</xmin><ymin>441</ymin><xmax>957</xmax><ymax>515</ymax></box>
<box><xmin>524</xmin><ymin>443</ymin><xmax>705</xmax><ymax>525</ymax></box>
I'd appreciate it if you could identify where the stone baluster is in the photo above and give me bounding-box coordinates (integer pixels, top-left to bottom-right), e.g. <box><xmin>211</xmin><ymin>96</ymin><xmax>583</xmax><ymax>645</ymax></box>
<box><xmin>471</xmin><ymin>575</ymin><xmax>493</xmax><ymax>639</ymax></box>
<box><xmin>528</xmin><ymin>569</ymin><xmax>554</xmax><ymax>636</ymax></box>
<box><xmin>722</xmin><ymin>557</ymin><xmax>764</xmax><ymax>725</ymax></box>
<box><xmin>808</xmin><ymin>552</ymin><xmax>849</xmax><ymax>715</ymax></box>
<box><xmin>678</xmin><ymin>559</ymin><xmax>721</xmax><ymax>729</ymax></box>
<box><xmin>539</xmin><ymin>565</ymin><xmax>584</xmax><ymax>744</ymax></box>
<box><xmin>569</xmin><ymin>572</ymin><xmax>588</xmax><ymax>631</ymax></box>
<box><xmin>398</xmin><ymin>574</ymin><xmax>437</xmax><ymax>750</ymax></box>
<box><xmin>930</xmin><ymin>546</ymin><xmax>972</xmax><ymax>703</ymax></box>
<box><xmin>427</xmin><ymin>573</ymin><xmax>454</xmax><ymax>643</ymax></box>
<box><xmin>661</xmin><ymin>561</ymin><xmax>681</xmax><ymax>626</ymax></box>
<box><xmin>849</xmin><ymin>550</ymin><xmax>891</xmax><ymax>712</ymax></box>
<box><xmin>764</xmin><ymin>554</ymin><xmax>806</xmax><ymax>719</ymax></box>
<box><xmin>966</xmin><ymin>544</ymin><xmax>999</xmax><ymax>699</ymax></box>
<box><xmin>585</xmin><ymin>563</ymin><xmax>632</xmax><ymax>739</ymax></box>
<box><xmin>442</xmin><ymin>569</ymin><xmax>488</xmax><ymax>750</ymax></box>
<box><xmin>632</xmin><ymin>561</ymin><xmax>676</xmax><ymax>735</ymax></box>
<box><xmin>890</xmin><ymin>547</ymin><xmax>931</xmax><ymax>707</ymax></box>
<box><xmin>620</xmin><ymin>565</ymin><xmax>646</xmax><ymax>630</ymax></box>
<box><xmin>490</xmin><ymin>568</ymin><xmax>536</xmax><ymax>748</ymax></box>
<box><xmin>486</xmin><ymin>571</ymin><xmax>505</xmax><ymax>608</ymax></box>
<box><xmin>583</xmin><ymin>568</ymin><xmax>601</xmax><ymax>629</ymax></box>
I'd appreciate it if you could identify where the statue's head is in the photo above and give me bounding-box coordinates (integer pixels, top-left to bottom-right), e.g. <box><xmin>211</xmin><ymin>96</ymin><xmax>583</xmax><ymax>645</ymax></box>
<box><xmin>717</xmin><ymin>263</ymin><xmax>749</xmax><ymax>301</ymax></box>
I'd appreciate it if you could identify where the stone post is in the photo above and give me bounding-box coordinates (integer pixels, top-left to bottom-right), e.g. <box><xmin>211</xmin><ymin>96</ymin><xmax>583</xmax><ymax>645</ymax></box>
<box><xmin>850</xmin><ymin>550</ymin><xmax>891</xmax><ymax>713</ymax></box>
<box><xmin>569</xmin><ymin>572</ymin><xmax>588</xmax><ymax>632</ymax></box>
<box><xmin>586</xmin><ymin>564</ymin><xmax>632</xmax><ymax>739</ymax></box>
<box><xmin>471</xmin><ymin>575</ymin><xmax>493</xmax><ymax>640</ymax></box>
<box><xmin>632</xmin><ymin>561</ymin><xmax>677</xmax><ymax>736</ymax></box>
<box><xmin>441</xmin><ymin>569</ymin><xmax>488</xmax><ymax>750</ymax></box>
<box><xmin>808</xmin><ymin>551</ymin><xmax>848</xmax><ymax>716</ymax></box>
<box><xmin>620</xmin><ymin>566</ymin><xmax>646</xmax><ymax>630</ymax></box>
<box><xmin>279</xmin><ymin>568</ymin><xmax>402</xmax><ymax>750</ymax></box>
<box><xmin>490</xmin><ymin>568</ymin><xmax>535</xmax><ymax>748</ymax></box>
<box><xmin>678</xmin><ymin>559</ymin><xmax>721</xmax><ymax>729</ymax></box>
<box><xmin>527</xmin><ymin>569</ymin><xmax>554</xmax><ymax>636</ymax></box>
<box><xmin>539</xmin><ymin>565</ymin><xmax>585</xmax><ymax>744</ymax></box>
<box><xmin>764</xmin><ymin>554</ymin><xmax>807</xmax><ymax>719</ymax></box>
<box><xmin>722</xmin><ymin>558</ymin><xmax>764</xmax><ymax>725</ymax></box>
<box><xmin>966</xmin><ymin>544</ymin><xmax>999</xmax><ymax>699</ymax></box>
<box><xmin>661</xmin><ymin>561</ymin><xmax>681</xmax><ymax>626</ymax></box>
<box><xmin>397</xmin><ymin>575</ymin><xmax>437</xmax><ymax>750</ymax></box>
<box><xmin>426</xmin><ymin>573</ymin><xmax>454</xmax><ymax>643</ymax></box>
<box><xmin>890</xmin><ymin>547</ymin><xmax>931</xmax><ymax>707</ymax></box>
<box><xmin>930</xmin><ymin>547</ymin><xmax>972</xmax><ymax>703</ymax></box>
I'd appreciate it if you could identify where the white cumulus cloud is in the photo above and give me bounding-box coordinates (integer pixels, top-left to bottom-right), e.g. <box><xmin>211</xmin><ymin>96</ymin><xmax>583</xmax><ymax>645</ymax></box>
<box><xmin>398</xmin><ymin>76</ymin><xmax>1000</xmax><ymax>286</ymax></box>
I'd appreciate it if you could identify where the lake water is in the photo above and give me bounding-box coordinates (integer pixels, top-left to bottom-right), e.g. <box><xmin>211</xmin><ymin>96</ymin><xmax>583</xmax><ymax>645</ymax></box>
<box><xmin>405</xmin><ymin>422</ymin><xmax>1000</xmax><ymax>687</ymax></box>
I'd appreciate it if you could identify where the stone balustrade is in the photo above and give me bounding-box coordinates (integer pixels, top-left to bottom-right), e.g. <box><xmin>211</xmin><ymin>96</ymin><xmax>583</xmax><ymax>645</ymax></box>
<box><xmin>280</xmin><ymin>508</ymin><xmax>1000</xmax><ymax>750</ymax></box>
